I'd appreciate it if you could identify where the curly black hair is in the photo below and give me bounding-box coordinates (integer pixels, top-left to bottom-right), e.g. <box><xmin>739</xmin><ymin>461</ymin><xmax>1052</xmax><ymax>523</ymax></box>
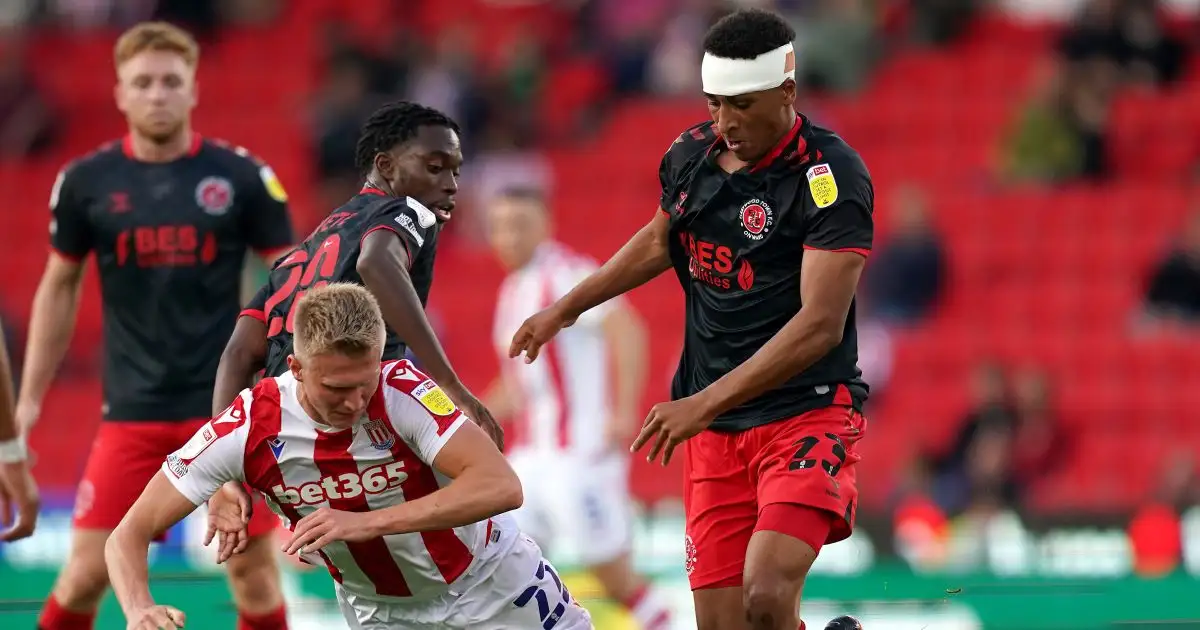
<box><xmin>703</xmin><ymin>8</ymin><xmax>795</xmax><ymax>60</ymax></box>
<box><xmin>353</xmin><ymin>101</ymin><xmax>461</xmax><ymax>176</ymax></box>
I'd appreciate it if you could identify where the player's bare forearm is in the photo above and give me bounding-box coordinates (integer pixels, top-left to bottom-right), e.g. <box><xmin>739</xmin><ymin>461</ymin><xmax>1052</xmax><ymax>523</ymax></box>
<box><xmin>368</xmin><ymin>425</ymin><xmax>521</xmax><ymax>536</ymax></box>
<box><xmin>105</xmin><ymin>525</ymin><xmax>157</xmax><ymax>616</ymax></box>
<box><xmin>106</xmin><ymin>473</ymin><xmax>199</xmax><ymax>617</ymax></box>
<box><xmin>604</xmin><ymin>306</ymin><xmax>648</xmax><ymax>421</ymax></box>
<box><xmin>18</xmin><ymin>254</ymin><xmax>85</xmax><ymax>406</ymax></box>
<box><xmin>697</xmin><ymin>250</ymin><xmax>866</xmax><ymax>418</ymax></box>
<box><xmin>358</xmin><ymin>232</ymin><xmax>462</xmax><ymax>389</ymax></box>
<box><xmin>557</xmin><ymin>212</ymin><xmax>672</xmax><ymax>321</ymax></box>
<box><xmin>214</xmin><ymin>317</ymin><xmax>267</xmax><ymax>414</ymax></box>
<box><xmin>0</xmin><ymin>321</ymin><xmax>16</xmax><ymax>441</ymax></box>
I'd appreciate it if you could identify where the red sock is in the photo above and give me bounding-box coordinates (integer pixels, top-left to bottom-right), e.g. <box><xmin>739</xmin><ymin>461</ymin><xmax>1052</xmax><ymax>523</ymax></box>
<box><xmin>38</xmin><ymin>595</ymin><xmax>95</xmax><ymax>630</ymax></box>
<box><xmin>237</xmin><ymin>605</ymin><xmax>288</xmax><ymax>630</ymax></box>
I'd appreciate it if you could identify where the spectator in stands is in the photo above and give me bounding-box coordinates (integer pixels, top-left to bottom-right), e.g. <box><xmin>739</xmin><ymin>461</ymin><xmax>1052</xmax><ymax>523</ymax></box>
<box><xmin>0</xmin><ymin>37</ymin><xmax>56</xmax><ymax>159</ymax></box>
<box><xmin>927</xmin><ymin>362</ymin><xmax>1017</xmax><ymax>516</ymax></box>
<box><xmin>1059</xmin><ymin>0</ymin><xmax>1186</xmax><ymax>87</ymax></box>
<box><xmin>794</xmin><ymin>0</ymin><xmax>879</xmax><ymax>93</ymax></box>
<box><xmin>1141</xmin><ymin>209</ymin><xmax>1200</xmax><ymax>325</ymax></box>
<box><xmin>1008</xmin><ymin>367</ymin><xmax>1068</xmax><ymax>499</ymax></box>
<box><xmin>1003</xmin><ymin>58</ymin><xmax>1114</xmax><ymax>182</ymax></box>
<box><xmin>863</xmin><ymin>184</ymin><xmax>945</xmax><ymax>324</ymax></box>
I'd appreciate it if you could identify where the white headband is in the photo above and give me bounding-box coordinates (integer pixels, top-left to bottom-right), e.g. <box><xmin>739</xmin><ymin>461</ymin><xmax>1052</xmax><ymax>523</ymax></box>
<box><xmin>701</xmin><ymin>43</ymin><xmax>796</xmax><ymax>97</ymax></box>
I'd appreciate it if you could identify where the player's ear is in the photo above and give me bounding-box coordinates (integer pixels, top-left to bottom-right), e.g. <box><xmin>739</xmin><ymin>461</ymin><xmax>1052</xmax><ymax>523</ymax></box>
<box><xmin>780</xmin><ymin>79</ymin><xmax>797</xmax><ymax>108</ymax></box>
<box><xmin>287</xmin><ymin>354</ymin><xmax>302</xmax><ymax>381</ymax></box>
<box><xmin>113</xmin><ymin>81</ymin><xmax>127</xmax><ymax>115</ymax></box>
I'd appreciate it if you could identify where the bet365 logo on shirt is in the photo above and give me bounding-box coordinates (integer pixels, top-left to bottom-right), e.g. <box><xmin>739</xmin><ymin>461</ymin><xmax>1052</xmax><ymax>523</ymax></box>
<box><xmin>272</xmin><ymin>461</ymin><xmax>408</xmax><ymax>505</ymax></box>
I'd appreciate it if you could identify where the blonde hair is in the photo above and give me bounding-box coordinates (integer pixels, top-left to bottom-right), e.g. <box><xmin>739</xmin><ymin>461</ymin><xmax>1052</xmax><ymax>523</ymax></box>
<box><xmin>293</xmin><ymin>283</ymin><xmax>385</xmax><ymax>359</ymax></box>
<box><xmin>114</xmin><ymin>22</ymin><xmax>200</xmax><ymax>69</ymax></box>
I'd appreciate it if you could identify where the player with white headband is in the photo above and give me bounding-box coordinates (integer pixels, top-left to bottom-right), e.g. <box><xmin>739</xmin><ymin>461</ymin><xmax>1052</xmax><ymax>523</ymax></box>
<box><xmin>510</xmin><ymin>7</ymin><xmax>874</xmax><ymax>630</ymax></box>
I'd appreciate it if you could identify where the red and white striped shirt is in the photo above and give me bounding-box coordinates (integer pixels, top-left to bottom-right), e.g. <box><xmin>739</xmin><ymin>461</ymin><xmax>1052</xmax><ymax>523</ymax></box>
<box><xmin>493</xmin><ymin>242</ymin><xmax>618</xmax><ymax>454</ymax></box>
<box><xmin>163</xmin><ymin>360</ymin><xmax>509</xmax><ymax>601</ymax></box>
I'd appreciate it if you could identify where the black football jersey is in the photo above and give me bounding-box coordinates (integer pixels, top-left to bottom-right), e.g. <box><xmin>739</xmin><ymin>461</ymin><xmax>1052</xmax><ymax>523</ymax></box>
<box><xmin>242</xmin><ymin>186</ymin><xmax>441</xmax><ymax>377</ymax></box>
<box><xmin>658</xmin><ymin>115</ymin><xmax>874</xmax><ymax>431</ymax></box>
<box><xmin>49</xmin><ymin>135</ymin><xmax>295</xmax><ymax>421</ymax></box>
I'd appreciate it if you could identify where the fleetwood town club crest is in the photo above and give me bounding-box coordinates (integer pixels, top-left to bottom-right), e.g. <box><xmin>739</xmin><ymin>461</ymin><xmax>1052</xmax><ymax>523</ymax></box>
<box><xmin>364</xmin><ymin>419</ymin><xmax>395</xmax><ymax>451</ymax></box>
<box><xmin>195</xmin><ymin>176</ymin><xmax>234</xmax><ymax>215</ymax></box>
<box><xmin>740</xmin><ymin>199</ymin><xmax>774</xmax><ymax>241</ymax></box>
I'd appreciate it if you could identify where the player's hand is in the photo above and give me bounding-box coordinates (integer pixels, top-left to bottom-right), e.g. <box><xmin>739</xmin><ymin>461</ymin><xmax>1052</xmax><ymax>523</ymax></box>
<box><xmin>283</xmin><ymin>507</ymin><xmax>373</xmax><ymax>555</ymax></box>
<box><xmin>126</xmin><ymin>604</ymin><xmax>186</xmax><ymax>630</ymax></box>
<box><xmin>14</xmin><ymin>399</ymin><xmax>40</xmax><ymax>438</ymax></box>
<box><xmin>443</xmin><ymin>384</ymin><xmax>505</xmax><ymax>451</ymax></box>
<box><xmin>0</xmin><ymin>459</ymin><xmax>40</xmax><ymax>541</ymax></box>
<box><xmin>204</xmin><ymin>482</ymin><xmax>252</xmax><ymax>563</ymax></box>
<box><xmin>508</xmin><ymin>304</ymin><xmax>577</xmax><ymax>364</ymax></box>
<box><xmin>631</xmin><ymin>395</ymin><xmax>717</xmax><ymax>466</ymax></box>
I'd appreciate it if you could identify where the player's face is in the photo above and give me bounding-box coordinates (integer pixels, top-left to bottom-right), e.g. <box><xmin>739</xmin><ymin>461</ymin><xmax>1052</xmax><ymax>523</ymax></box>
<box><xmin>705</xmin><ymin>80</ymin><xmax>797</xmax><ymax>163</ymax></box>
<box><xmin>290</xmin><ymin>350</ymin><xmax>382</xmax><ymax>429</ymax></box>
<box><xmin>115</xmin><ymin>50</ymin><xmax>197</xmax><ymax>143</ymax></box>
<box><xmin>486</xmin><ymin>197</ymin><xmax>548</xmax><ymax>270</ymax></box>
<box><xmin>379</xmin><ymin>126</ymin><xmax>463</xmax><ymax>224</ymax></box>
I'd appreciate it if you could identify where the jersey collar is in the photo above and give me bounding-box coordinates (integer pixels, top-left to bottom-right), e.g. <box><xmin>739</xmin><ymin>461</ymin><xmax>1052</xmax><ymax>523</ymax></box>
<box><xmin>121</xmin><ymin>132</ymin><xmax>203</xmax><ymax>161</ymax></box>
<box><xmin>705</xmin><ymin>114</ymin><xmax>808</xmax><ymax>175</ymax></box>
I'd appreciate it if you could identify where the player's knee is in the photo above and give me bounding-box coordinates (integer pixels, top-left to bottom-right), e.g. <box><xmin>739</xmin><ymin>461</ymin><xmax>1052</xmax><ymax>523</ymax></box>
<box><xmin>55</xmin><ymin>541</ymin><xmax>111</xmax><ymax>609</ymax></box>
<box><xmin>742</xmin><ymin>575</ymin><xmax>802</xmax><ymax>630</ymax></box>
<box><xmin>225</xmin><ymin>538</ymin><xmax>283</xmax><ymax>607</ymax></box>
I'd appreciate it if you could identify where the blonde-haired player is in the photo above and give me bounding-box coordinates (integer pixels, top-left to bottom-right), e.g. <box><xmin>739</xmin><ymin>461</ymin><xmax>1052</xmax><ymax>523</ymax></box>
<box><xmin>486</xmin><ymin>188</ymin><xmax>675</xmax><ymax>628</ymax></box>
<box><xmin>20</xmin><ymin>21</ymin><xmax>294</xmax><ymax>630</ymax></box>
<box><xmin>106</xmin><ymin>283</ymin><xmax>593</xmax><ymax>630</ymax></box>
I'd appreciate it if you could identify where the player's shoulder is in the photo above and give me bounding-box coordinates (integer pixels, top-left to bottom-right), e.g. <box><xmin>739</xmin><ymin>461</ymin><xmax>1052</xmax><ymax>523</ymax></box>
<box><xmin>379</xmin><ymin>360</ymin><xmax>460</xmax><ymax>418</ymax></box>
<box><xmin>199</xmin><ymin>137</ymin><xmax>271</xmax><ymax>169</ymax></box>
<box><xmin>797</xmin><ymin>122</ymin><xmax>870</xmax><ymax>182</ymax></box>
<box><xmin>662</xmin><ymin>120</ymin><xmax>719</xmax><ymax>169</ymax></box>
<box><xmin>366</xmin><ymin>195</ymin><xmax>438</xmax><ymax>230</ymax></box>
<box><xmin>56</xmin><ymin>140</ymin><xmax>124</xmax><ymax>181</ymax></box>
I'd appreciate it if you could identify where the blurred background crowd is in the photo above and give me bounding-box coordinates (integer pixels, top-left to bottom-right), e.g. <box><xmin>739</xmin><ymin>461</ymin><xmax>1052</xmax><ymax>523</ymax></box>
<box><xmin>2</xmin><ymin>0</ymin><xmax>1200</xmax><ymax>627</ymax></box>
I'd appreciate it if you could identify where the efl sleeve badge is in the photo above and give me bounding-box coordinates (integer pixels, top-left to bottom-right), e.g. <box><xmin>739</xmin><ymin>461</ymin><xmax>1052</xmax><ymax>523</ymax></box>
<box><xmin>806</xmin><ymin>164</ymin><xmax>839</xmax><ymax>209</ymax></box>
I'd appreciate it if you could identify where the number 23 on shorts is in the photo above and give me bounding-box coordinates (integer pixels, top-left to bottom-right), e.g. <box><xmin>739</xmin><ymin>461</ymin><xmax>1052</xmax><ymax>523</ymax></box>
<box><xmin>512</xmin><ymin>559</ymin><xmax>575</xmax><ymax>630</ymax></box>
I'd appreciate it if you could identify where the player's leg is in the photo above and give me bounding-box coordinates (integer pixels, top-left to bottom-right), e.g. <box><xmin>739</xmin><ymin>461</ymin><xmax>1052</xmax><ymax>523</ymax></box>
<box><xmin>39</xmin><ymin>423</ymin><xmax>159</xmax><ymax>629</ymax></box>
<box><xmin>569</xmin><ymin>453</ymin><xmax>673</xmax><ymax>629</ymax></box>
<box><xmin>684</xmin><ymin>430</ymin><xmax>759</xmax><ymax>630</ymax></box>
<box><xmin>742</xmin><ymin>407</ymin><xmax>868</xmax><ymax>630</ymax></box>
<box><xmin>223</xmin><ymin>516</ymin><xmax>287</xmax><ymax>630</ymax></box>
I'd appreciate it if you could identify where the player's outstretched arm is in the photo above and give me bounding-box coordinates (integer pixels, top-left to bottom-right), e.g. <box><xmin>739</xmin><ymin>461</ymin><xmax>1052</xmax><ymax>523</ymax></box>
<box><xmin>509</xmin><ymin>211</ymin><xmax>672</xmax><ymax>363</ymax></box>
<box><xmin>16</xmin><ymin>252</ymin><xmax>85</xmax><ymax>435</ymax></box>
<box><xmin>0</xmin><ymin>319</ymin><xmax>39</xmax><ymax>540</ymax></box>
<box><xmin>214</xmin><ymin>315</ymin><xmax>267</xmax><ymax>415</ymax></box>
<box><xmin>373</xmin><ymin>420</ymin><xmax>521</xmax><ymax>535</ymax></box>
<box><xmin>358</xmin><ymin>231</ymin><xmax>505</xmax><ymax>448</ymax></box>
<box><xmin>358</xmin><ymin>230</ymin><xmax>458</xmax><ymax>387</ymax></box>
<box><xmin>105</xmin><ymin>472</ymin><xmax>200</xmax><ymax>629</ymax></box>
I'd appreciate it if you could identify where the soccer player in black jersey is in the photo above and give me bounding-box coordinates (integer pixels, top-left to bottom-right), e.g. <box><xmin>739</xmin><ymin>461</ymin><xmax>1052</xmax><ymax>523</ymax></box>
<box><xmin>511</xmin><ymin>9</ymin><xmax>869</xmax><ymax>630</ymax></box>
<box><xmin>17</xmin><ymin>22</ymin><xmax>293</xmax><ymax>630</ymax></box>
<box><xmin>213</xmin><ymin>101</ymin><xmax>502</xmax><ymax>463</ymax></box>
<box><xmin>201</xmin><ymin>103</ymin><xmax>504</xmax><ymax>557</ymax></box>
<box><xmin>0</xmin><ymin>318</ymin><xmax>38</xmax><ymax>542</ymax></box>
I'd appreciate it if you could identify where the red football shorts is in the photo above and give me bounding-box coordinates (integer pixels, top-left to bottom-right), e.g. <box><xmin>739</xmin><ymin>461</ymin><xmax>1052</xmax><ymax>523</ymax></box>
<box><xmin>682</xmin><ymin>405</ymin><xmax>867</xmax><ymax>590</ymax></box>
<box><xmin>74</xmin><ymin>420</ymin><xmax>279</xmax><ymax>540</ymax></box>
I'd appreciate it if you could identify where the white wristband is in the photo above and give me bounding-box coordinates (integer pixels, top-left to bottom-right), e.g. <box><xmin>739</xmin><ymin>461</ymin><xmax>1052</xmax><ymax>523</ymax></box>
<box><xmin>0</xmin><ymin>437</ymin><xmax>27</xmax><ymax>463</ymax></box>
